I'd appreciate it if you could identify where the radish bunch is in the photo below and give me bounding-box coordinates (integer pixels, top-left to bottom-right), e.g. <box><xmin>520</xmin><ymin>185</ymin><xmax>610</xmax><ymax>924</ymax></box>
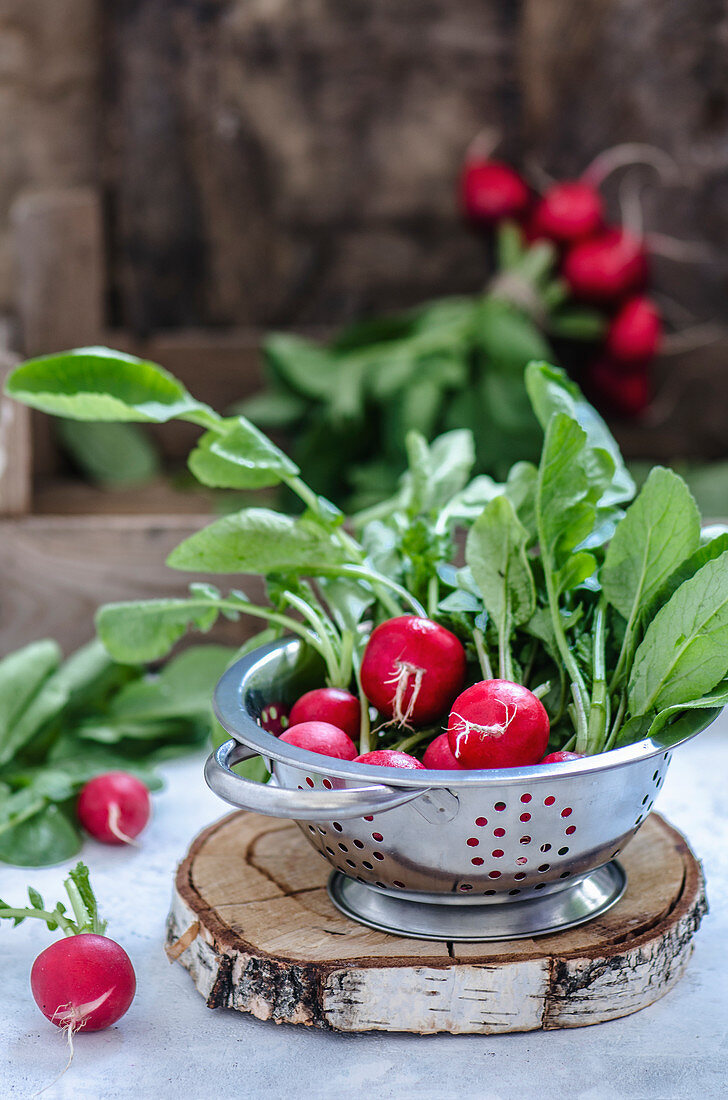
<box><xmin>460</xmin><ymin>145</ymin><xmax>665</xmax><ymax>417</ymax></box>
<box><xmin>273</xmin><ymin>615</ymin><xmax>574</xmax><ymax>771</ymax></box>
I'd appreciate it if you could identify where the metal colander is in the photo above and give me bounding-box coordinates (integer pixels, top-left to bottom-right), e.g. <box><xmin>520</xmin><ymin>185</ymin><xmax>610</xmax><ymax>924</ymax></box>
<box><xmin>206</xmin><ymin>637</ymin><xmax>717</xmax><ymax>941</ymax></box>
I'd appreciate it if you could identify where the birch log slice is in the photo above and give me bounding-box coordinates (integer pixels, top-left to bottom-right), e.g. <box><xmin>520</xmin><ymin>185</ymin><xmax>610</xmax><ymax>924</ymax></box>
<box><xmin>166</xmin><ymin>811</ymin><xmax>706</xmax><ymax>1034</ymax></box>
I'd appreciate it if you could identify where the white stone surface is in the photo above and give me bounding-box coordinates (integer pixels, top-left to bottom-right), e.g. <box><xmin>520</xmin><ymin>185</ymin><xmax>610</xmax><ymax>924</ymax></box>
<box><xmin>2</xmin><ymin>716</ymin><xmax>728</xmax><ymax>1100</ymax></box>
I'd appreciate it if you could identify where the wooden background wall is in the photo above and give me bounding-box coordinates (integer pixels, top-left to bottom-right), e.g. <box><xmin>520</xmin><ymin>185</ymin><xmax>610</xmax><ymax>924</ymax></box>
<box><xmin>0</xmin><ymin>0</ymin><xmax>727</xmax><ymax>650</ymax></box>
<box><xmin>1</xmin><ymin>1</ymin><xmax>726</xmax><ymax>338</ymax></box>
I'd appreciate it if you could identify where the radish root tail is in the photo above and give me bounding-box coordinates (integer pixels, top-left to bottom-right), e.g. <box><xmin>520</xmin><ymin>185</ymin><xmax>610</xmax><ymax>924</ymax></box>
<box><xmin>385</xmin><ymin>661</ymin><xmax>426</xmax><ymax>729</ymax></box>
<box><xmin>450</xmin><ymin>701</ymin><xmax>516</xmax><ymax>758</ymax></box>
<box><xmin>107</xmin><ymin>802</ymin><xmax>138</xmax><ymax>846</ymax></box>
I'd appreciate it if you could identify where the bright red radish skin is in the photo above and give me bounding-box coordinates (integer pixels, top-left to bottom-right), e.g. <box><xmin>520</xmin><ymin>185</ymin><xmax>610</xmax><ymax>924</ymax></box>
<box><xmin>30</xmin><ymin>933</ymin><xmax>136</xmax><ymax>1032</ymax></box>
<box><xmin>260</xmin><ymin>702</ymin><xmax>289</xmax><ymax>735</ymax></box>
<box><xmin>422</xmin><ymin>732</ymin><xmax>464</xmax><ymax>770</ymax></box>
<box><xmin>77</xmin><ymin>772</ymin><xmax>150</xmax><ymax>846</ymax></box>
<box><xmin>447</xmin><ymin>680</ymin><xmax>550</xmax><ymax>768</ymax></box>
<box><xmin>279</xmin><ymin>720</ymin><xmax>357</xmax><ymax>761</ymax></box>
<box><xmin>606</xmin><ymin>296</ymin><xmax>662</xmax><ymax>365</ymax></box>
<box><xmin>355</xmin><ymin>750</ymin><xmax>426</xmax><ymax>769</ymax></box>
<box><xmin>289</xmin><ymin>688</ymin><xmax>360</xmax><ymax>740</ymax></box>
<box><xmin>360</xmin><ymin>615</ymin><xmax>466</xmax><ymax>727</ymax></box>
<box><xmin>531</xmin><ymin>182</ymin><xmax>604</xmax><ymax>243</ymax></box>
<box><xmin>541</xmin><ymin>751</ymin><xmax>587</xmax><ymax>764</ymax></box>
<box><xmin>460</xmin><ymin>160</ymin><xmax>530</xmax><ymax>225</ymax></box>
<box><xmin>563</xmin><ymin>228</ymin><xmax>648</xmax><ymax>303</ymax></box>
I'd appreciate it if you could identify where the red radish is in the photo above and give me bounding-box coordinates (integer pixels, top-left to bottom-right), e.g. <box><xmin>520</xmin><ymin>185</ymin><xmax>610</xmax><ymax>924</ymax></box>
<box><xmin>0</xmin><ymin>863</ymin><xmax>135</xmax><ymax>1047</ymax></box>
<box><xmin>260</xmin><ymin>702</ymin><xmax>289</xmax><ymax>735</ymax></box>
<box><xmin>360</xmin><ymin>615</ymin><xmax>466</xmax><ymax>727</ymax></box>
<box><xmin>530</xmin><ymin>181</ymin><xmax>604</xmax><ymax>243</ymax></box>
<box><xmin>605</xmin><ymin>296</ymin><xmax>662</xmax><ymax>365</ymax></box>
<box><xmin>541</xmin><ymin>751</ymin><xmax>586</xmax><ymax>764</ymax></box>
<box><xmin>447</xmin><ymin>680</ymin><xmax>549</xmax><ymax>768</ymax></box>
<box><xmin>422</xmin><ymin>732</ymin><xmax>464</xmax><ymax>770</ymax></box>
<box><xmin>77</xmin><ymin>772</ymin><xmax>150</xmax><ymax>846</ymax></box>
<box><xmin>31</xmin><ymin>933</ymin><xmax>136</xmax><ymax>1032</ymax></box>
<box><xmin>563</xmin><ymin>228</ymin><xmax>648</xmax><ymax>303</ymax></box>
<box><xmin>279</xmin><ymin>720</ymin><xmax>357</xmax><ymax>761</ymax></box>
<box><xmin>355</xmin><ymin>749</ymin><xmax>426</xmax><ymax>769</ymax></box>
<box><xmin>289</xmin><ymin>688</ymin><xmax>360</xmax><ymax>740</ymax></box>
<box><xmin>589</xmin><ymin>358</ymin><xmax>651</xmax><ymax>418</ymax></box>
<box><xmin>460</xmin><ymin>160</ymin><xmax>530</xmax><ymax>225</ymax></box>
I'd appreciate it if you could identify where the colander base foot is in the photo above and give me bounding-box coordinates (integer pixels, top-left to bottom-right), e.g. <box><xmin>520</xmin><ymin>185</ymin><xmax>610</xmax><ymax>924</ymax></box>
<box><xmin>327</xmin><ymin>862</ymin><xmax>626</xmax><ymax>941</ymax></box>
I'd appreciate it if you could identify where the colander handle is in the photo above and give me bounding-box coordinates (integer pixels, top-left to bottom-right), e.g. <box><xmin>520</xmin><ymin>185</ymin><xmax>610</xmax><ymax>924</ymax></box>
<box><xmin>205</xmin><ymin>739</ymin><xmax>428</xmax><ymax>821</ymax></box>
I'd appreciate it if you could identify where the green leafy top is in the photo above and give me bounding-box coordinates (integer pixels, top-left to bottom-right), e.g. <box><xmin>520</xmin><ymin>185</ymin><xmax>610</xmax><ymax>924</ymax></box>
<box><xmin>6</xmin><ymin>350</ymin><xmax>727</xmax><ymax>761</ymax></box>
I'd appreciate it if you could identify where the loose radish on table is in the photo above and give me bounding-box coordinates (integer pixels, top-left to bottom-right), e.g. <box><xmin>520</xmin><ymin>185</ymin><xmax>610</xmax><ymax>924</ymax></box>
<box><xmin>422</xmin><ymin>732</ymin><xmax>464</xmax><ymax>771</ymax></box>
<box><xmin>460</xmin><ymin>160</ymin><xmax>530</xmax><ymax>225</ymax></box>
<box><xmin>279</xmin><ymin>720</ymin><xmax>358</xmax><ymax>761</ymax></box>
<box><xmin>77</xmin><ymin>772</ymin><xmax>151</xmax><ymax>846</ymax></box>
<box><xmin>360</xmin><ymin>615</ymin><xmax>466</xmax><ymax>728</ymax></box>
<box><xmin>447</xmin><ymin>680</ymin><xmax>550</xmax><ymax>769</ymax></box>
<box><xmin>289</xmin><ymin>687</ymin><xmax>360</xmax><ymax>740</ymax></box>
<box><xmin>355</xmin><ymin>750</ymin><xmax>426</xmax><ymax>770</ymax></box>
<box><xmin>605</xmin><ymin>296</ymin><xmax>662</xmax><ymax>365</ymax></box>
<box><xmin>563</xmin><ymin>228</ymin><xmax>648</xmax><ymax>303</ymax></box>
<box><xmin>0</xmin><ymin>862</ymin><xmax>136</xmax><ymax>1036</ymax></box>
<box><xmin>530</xmin><ymin>181</ymin><xmax>604</xmax><ymax>243</ymax></box>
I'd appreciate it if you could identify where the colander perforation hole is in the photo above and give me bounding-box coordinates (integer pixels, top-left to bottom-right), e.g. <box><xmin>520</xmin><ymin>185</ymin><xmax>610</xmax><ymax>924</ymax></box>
<box><xmin>494</xmin><ymin>801</ymin><xmax>506</xmax><ymax>811</ymax></box>
<box><xmin>353</xmin><ymin>839</ymin><xmax>364</xmax><ymax>849</ymax></box>
<box><xmin>317</xmin><ymin>827</ymin><xmax>326</xmax><ymax>835</ymax></box>
<box><xmin>558</xmin><ymin>846</ymin><xmax>569</xmax><ymax>855</ymax></box>
<box><xmin>540</xmin><ymin>843</ymin><xmax>551</xmax><ymax>852</ymax></box>
<box><xmin>642</xmin><ymin>795</ymin><xmax>649</xmax><ymax>805</ymax></box>
<box><xmin>492</xmin><ymin>849</ymin><xmax>504</xmax><ymax>858</ymax></box>
<box><xmin>466</xmin><ymin>837</ymin><xmax>479</xmax><ymax>847</ymax></box>
<box><xmin>322</xmin><ymin>778</ymin><xmax>333</xmax><ymax>789</ymax></box>
<box><xmin>488</xmin><ymin>870</ymin><xmax>501</xmax><ymax>879</ymax></box>
<box><xmin>509</xmin><ymin>889</ymin><xmax>521</xmax><ymax>896</ymax></box>
<box><xmin>297</xmin><ymin>785</ymin><xmax>304</xmax><ymax>790</ymax></box>
<box><xmin>514</xmin><ymin>872</ymin><xmax>526</xmax><ymax>880</ymax></box>
<box><xmin>460</xmin><ymin>884</ymin><xmax>473</xmax><ymax>891</ymax></box>
<box><xmin>373</xmin><ymin>851</ymin><xmax>384</xmax><ymax>861</ymax></box>
<box><xmin>612</xmin><ymin>848</ymin><xmax>621</xmax><ymax>857</ymax></box>
<box><xmin>516</xmin><ymin>856</ymin><xmax>527</xmax><ymax>865</ymax></box>
<box><xmin>338</xmin><ymin>843</ymin><xmax>348</xmax><ymax>852</ymax></box>
<box><xmin>561</xmin><ymin>807</ymin><xmax>573</xmax><ymax>818</ymax></box>
<box><xmin>305</xmin><ymin>777</ymin><xmax>314</xmax><ymax>787</ymax></box>
<box><xmin>520</xmin><ymin>835</ymin><xmax>531</xmax><ymax>844</ymax></box>
<box><xmin>345</xmin><ymin>859</ymin><xmax>356</xmax><ymax>869</ymax></box>
<box><xmin>326</xmin><ymin>846</ymin><xmax>335</xmax><ymax>855</ymax></box>
<box><xmin>565</xmin><ymin>825</ymin><xmax>576</xmax><ymax>835</ymax></box>
<box><xmin>483</xmin><ymin>889</ymin><xmax>496</xmax><ymax>896</ymax></box>
<box><xmin>534</xmin><ymin>883</ymin><xmax>547</xmax><ymax>890</ymax></box>
<box><xmin>362</xmin><ymin>861</ymin><xmax>373</xmax><ymax>870</ymax></box>
<box><xmin>471</xmin><ymin>857</ymin><xmax>484</xmax><ymax>866</ymax></box>
<box><xmin>493</xmin><ymin>827</ymin><xmax>506</xmax><ymax>837</ymax></box>
<box><xmin>372</xmin><ymin>832</ymin><xmax>383</xmax><ymax>842</ymax></box>
<box><xmin>544</xmin><ymin>795</ymin><xmax>555</xmax><ymax>806</ymax></box>
<box><xmin>475</xmin><ymin>817</ymin><xmax>488</xmax><ymax>826</ymax></box>
<box><xmin>560</xmin><ymin>871</ymin><xmax>571</xmax><ymax>879</ymax></box>
<box><xmin>332</xmin><ymin>822</ymin><xmax>343</xmax><ymax>832</ymax></box>
<box><xmin>652</xmin><ymin>770</ymin><xmax>659</xmax><ymax>782</ymax></box>
<box><xmin>520</xmin><ymin>812</ymin><xmax>531</xmax><ymax>822</ymax></box>
<box><xmin>375</xmin><ymin>881</ymin><xmax>386</xmax><ymax>889</ymax></box>
<box><xmin>363</xmin><ymin>815</ymin><xmax>374</xmax><ymax>822</ymax></box>
<box><xmin>538</xmin><ymin>863</ymin><xmax>550</xmax><ymax>872</ymax></box>
<box><xmin>520</xmin><ymin>793</ymin><xmax>532</xmax><ymax>803</ymax></box>
<box><xmin>308</xmin><ymin>826</ymin><xmax>315</xmax><ymax>833</ymax></box>
<box><xmin>393</xmin><ymin>881</ymin><xmax>405</xmax><ymax>889</ymax></box>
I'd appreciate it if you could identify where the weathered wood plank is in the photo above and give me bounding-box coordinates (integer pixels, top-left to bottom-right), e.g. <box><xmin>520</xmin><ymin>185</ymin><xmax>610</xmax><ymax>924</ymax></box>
<box><xmin>0</xmin><ymin>350</ymin><xmax>31</xmax><ymax>516</ymax></box>
<box><xmin>0</xmin><ymin>514</ymin><xmax>263</xmax><ymax>654</ymax></box>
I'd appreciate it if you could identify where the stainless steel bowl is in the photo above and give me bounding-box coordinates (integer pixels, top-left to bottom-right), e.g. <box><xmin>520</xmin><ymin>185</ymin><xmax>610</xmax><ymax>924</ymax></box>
<box><xmin>206</xmin><ymin>637</ymin><xmax>719</xmax><ymax>941</ymax></box>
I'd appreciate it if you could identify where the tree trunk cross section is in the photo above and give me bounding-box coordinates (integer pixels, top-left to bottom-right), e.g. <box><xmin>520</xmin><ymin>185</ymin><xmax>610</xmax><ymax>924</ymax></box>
<box><xmin>167</xmin><ymin>811</ymin><xmax>706</xmax><ymax>1034</ymax></box>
